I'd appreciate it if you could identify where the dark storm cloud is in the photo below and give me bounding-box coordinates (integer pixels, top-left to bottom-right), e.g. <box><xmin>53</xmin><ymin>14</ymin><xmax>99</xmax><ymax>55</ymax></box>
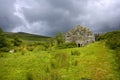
<box><xmin>0</xmin><ymin>0</ymin><xmax>120</xmax><ymax>36</ymax></box>
<box><xmin>0</xmin><ymin>0</ymin><xmax>23</xmax><ymax>31</ymax></box>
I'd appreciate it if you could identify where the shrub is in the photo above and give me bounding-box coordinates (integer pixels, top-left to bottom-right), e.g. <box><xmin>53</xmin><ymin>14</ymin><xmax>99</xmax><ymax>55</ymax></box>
<box><xmin>104</xmin><ymin>31</ymin><xmax>120</xmax><ymax>49</ymax></box>
<box><xmin>0</xmin><ymin>28</ymin><xmax>3</xmax><ymax>34</ymax></box>
<box><xmin>12</xmin><ymin>37</ymin><xmax>22</xmax><ymax>46</ymax></box>
<box><xmin>0</xmin><ymin>29</ymin><xmax>11</xmax><ymax>52</ymax></box>
<box><xmin>54</xmin><ymin>32</ymin><xmax>65</xmax><ymax>46</ymax></box>
<box><xmin>0</xmin><ymin>36</ymin><xmax>10</xmax><ymax>48</ymax></box>
<box><xmin>95</xmin><ymin>33</ymin><xmax>105</xmax><ymax>41</ymax></box>
<box><xmin>103</xmin><ymin>31</ymin><xmax>120</xmax><ymax>76</ymax></box>
<box><xmin>0</xmin><ymin>47</ymin><xmax>10</xmax><ymax>52</ymax></box>
<box><xmin>27</xmin><ymin>46</ymin><xmax>34</xmax><ymax>51</ymax></box>
<box><xmin>40</xmin><ymin>41</ymin><xmax>51</xmax><ymax>51</ymax></box>
<box><xmin>71</xmin><ymin>50</ymin><xmax>81</xmax><ymax>56</ymax></box>
<box><xmin>26</xmin><ymin>72</ymin><xmax>33</xmax><ymax>80</ymax></box>
<box><xmin>58</xmin><ymin>42</ymin><xmax>77</xmax><ymax>49</ymax></box>
<box><xmin>21</xmin><ymin>51</ymin><xmax>25</xmax><ymax>55</ymax></box>
<box><xmin>80</xmin><ymin>77</ymin><xmax>92</xmax><ymax>80</ymax></box>
<box><xmin>64</xmin><ymin>42</ymin><xmax>77</xmax><ymax>48</ymax></box>
<box><xmin>106</xmin><ymin>38</ymin><xmax>120</xmax><ymax>49</ymax></box>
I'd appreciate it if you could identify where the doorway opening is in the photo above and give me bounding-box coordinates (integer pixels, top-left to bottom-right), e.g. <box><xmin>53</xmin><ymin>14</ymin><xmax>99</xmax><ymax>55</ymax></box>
<box><xmin>78</xmin><ymin>43</ymin><xmax>81</xmax><ymax>47</ymax></box>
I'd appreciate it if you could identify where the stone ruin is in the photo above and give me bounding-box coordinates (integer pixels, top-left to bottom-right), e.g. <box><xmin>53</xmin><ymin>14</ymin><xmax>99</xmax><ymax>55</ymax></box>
<box><xmin>65</xmin><ymin>25</ymin><xmax>95</xmax><ymax>47</ymax></box>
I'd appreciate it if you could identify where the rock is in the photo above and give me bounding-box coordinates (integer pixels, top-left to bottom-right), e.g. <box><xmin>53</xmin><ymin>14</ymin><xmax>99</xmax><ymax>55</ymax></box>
<box><xmin>65</xmin><ymin>25</ymin><xmax>95</xmax><ymax>47</ymax></box>
<box><xmin>9</xmin><ymin>49</ymin><xmax>14</xmax><ymax>53</ymax></box>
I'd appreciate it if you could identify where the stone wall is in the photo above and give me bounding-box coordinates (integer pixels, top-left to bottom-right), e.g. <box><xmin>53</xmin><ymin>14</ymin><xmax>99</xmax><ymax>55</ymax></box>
<box><xmin>65</xmin><ymin>25</ymin><xmax>95</xmax><ymax>47</ymax></box>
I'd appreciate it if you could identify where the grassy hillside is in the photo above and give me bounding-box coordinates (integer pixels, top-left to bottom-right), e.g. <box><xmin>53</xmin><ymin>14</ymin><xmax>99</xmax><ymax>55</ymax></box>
<box><xmin>3</xmin><ymin>32</ymin><xmax>50</xmax><ymax>41</ymax></box>
<box><xmin>0</xmin><ymin>41</ymin><xmax>119</xmax><ymax>80</ymax></box>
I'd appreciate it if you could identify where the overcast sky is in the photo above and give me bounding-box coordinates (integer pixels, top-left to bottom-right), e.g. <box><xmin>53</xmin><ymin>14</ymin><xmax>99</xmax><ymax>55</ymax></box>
<box><xmin>0</xmin><ymin>0</ymin><xmax>120</xmax><ymax>36</ymax></box>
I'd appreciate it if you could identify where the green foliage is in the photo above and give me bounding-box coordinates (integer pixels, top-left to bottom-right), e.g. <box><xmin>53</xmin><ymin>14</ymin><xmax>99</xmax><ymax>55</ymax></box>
<box><xmin>57</xmin><ymin>42</ymin><xmax>77</xmax><ymax>49</ymax></box>
<box><xmin>48</xmin><ymin>38</ymin><xmax>56</xmax><ymax>46</ymax></box>
<box><xmin>101</xmin><ymin>30</ymin><xmax>120</xmax><ymax>76</ymax></box>
<box><xmin>0</xmin><ymin>28</ymin><xmax>11</xmax><ymax>52</ymax></box>
<box><xmin>0</xmin><ymin>41</ymin><xmax>120</xmax><ymax>80</ymax></box>
<box><xmin>95</xmin><ymin>34</ymin><xmax>105</xmax><ymax>41</ymax></box>
<box><xmin>27</xmin><ymin>46</ymin><xmax>34</xmax><ymax>51</ymax></box>
<box><xmin>51</xmin><ymin>52</ymin><xmax>69</xmax><ymax>69</ymax></box>
<box><xmin>96</xmin><ymin>31</ymin><xmax>120</xmax><ymax>49</ymax></box>
<box><xmin>0</xmin><ymin>47</ymin><xmax>10</xmax><ymax>52</ymax></box>
<box><xmin>4</xmin><ymin>32</ymin><xmax>50</xmax><ymax>42</ymax></box>
<box><xmin>54</xmin><ymin>32</ymin><xmax>65</xmax><ymax>46</ymax></box>
<box><xmin>115</xmin><ymin>49</ymin><xmax>120</xmax><ymax>70</ymax></box>
<box><xmin>0</xmin><ymin>27</ymin><xmax>3</xmax><ymax>34</ymax></box>
<box><xmin>104</xmin><ymin>31</ymin><xmax>120</xmax><ymax>49</ymax></box>
<box><xmin>80</xmin><ymin>77</ymin><xmax>91</xmax><ymax>80</ymax></box>
<box><xmin>106</xmin><ymin>38</ymin><xmax>120</xmax><ymax>49</ymax></box>
<box><xmin>0</xmin><ymin>36</ymin><xmax>9</xmax><ymax>48</ymax></box>
<box><xmin>64</xmin><ymin>42</ymin><xmax>77</xmax><ymax>48</ymax></box>
<box><xmin>42</xmin><ymin>41</ymin><xmax>51</xmax><ymax>50</ymax></box>
<box><xmin>50</xmin><ymin>70</ymin><xmax>62</xmax><ymax>80</ymax></box>
<box><xmin>26</xmin><ymin>72</ymin><xmax>33</xmax><ymax>80</ymax></box>
<box><xmin>71</xmin><ymin>50</ymin><xmax>81</xmax><ymax>56</ymax></box>
<box><xmin>12</xmin><ymin>37</ymin><xmax>22</xmax><ymax>46</ymax></box>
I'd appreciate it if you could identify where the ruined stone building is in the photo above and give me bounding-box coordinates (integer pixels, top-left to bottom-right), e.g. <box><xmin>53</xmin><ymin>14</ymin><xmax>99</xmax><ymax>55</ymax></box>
<box><xmin>65</xmin><ymin>25</ymin><xmax>95</xmax><ymax>47</ymax></box>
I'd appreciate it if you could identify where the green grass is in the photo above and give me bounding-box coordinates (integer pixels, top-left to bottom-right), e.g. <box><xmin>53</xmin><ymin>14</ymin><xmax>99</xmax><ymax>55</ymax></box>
<box><xmin>0</xmin><ymin>41</ymin><xmax>119</xmax><ymax>80</ymax></box>
<box><xmin>3</xmin><ymin>32</ymin><xmax>50</xmax><ymax>41</ymax></box>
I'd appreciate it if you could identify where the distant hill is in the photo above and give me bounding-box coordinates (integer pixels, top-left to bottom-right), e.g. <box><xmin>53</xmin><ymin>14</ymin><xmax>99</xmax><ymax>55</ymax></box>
<box><xmin>3</xmin><ymin>32</ymin><xmax>50</xmax><ymax>41</ymax></box>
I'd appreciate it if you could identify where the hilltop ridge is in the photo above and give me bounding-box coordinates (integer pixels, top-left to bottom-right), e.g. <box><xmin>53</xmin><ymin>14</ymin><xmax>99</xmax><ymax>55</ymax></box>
<box><xmin>3</xmin><ymin>32</ymin><xmax>50</xmax><ymax>41</ymax></box>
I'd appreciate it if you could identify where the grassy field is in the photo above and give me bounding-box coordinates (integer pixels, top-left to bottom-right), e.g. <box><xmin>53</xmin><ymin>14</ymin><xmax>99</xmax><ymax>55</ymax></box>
<box><xmin>0</xmin><ymin>41</ymin><xmax>119</xmax><ymax>80</ymax></box>
<box><xmin>3</xmin><ymin>32</ymin><xmax>50</xmax><ymax>41</ymax></box>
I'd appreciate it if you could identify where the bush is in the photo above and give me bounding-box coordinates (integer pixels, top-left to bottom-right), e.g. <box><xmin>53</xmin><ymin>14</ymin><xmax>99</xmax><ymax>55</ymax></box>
<box><xmin>106</xmin><ymin>38</ymin><xmax>120</xmax><ymax>49</ymax></box>
<box><xmin>80</xmin><ymin>77</ymin><xmax>92</xmax><ymax>80</ymax></box>
<box><xmin>58</xmin><ymin>42</ymin><xmax>77</xmax><ymax>49</ymax></box>
<box><xmin>54</xmin><ymin>32</ymin><xmax>65</xmax><ymax>46</ymax></box>
<box><xmin>71</xmin><ymin>50</ymin><xmax>81</xmax><ymax>56</ymax></box>
<box><xmin>95</xmin><ymin>33</ymin><xmax>105</xmax><ymax>41</ymax></box>
<box><xmin>0</xmin><ymin>36</ymin><xmax>9</xmax><ymax>47</ymax></box>
<box><xmin>0</xmin><ymin>36</ymin><xmax>11</xmax><ymax>52</ymax></box>
<box><xmin>64</xmin><ymin>42</ymin><xmax>77</xmax><ymax>48</ymax></box>
<box><xmin>12</xmin><ymin>37</ymin><xmax>22</xmax><ymax>46</ymax></box>
<box><xmin>27</xmin><ymin>45</ymin><xmax>34</xmax><ymax>51</ymax></box>
<box><xmin>0</xmin><ymin>47</ymin><xmax>10</xmax><ymax>52</ymax></box>
<box><xmin>103</xmin><ymin>31</ymin><xmax>120</xmax><ymax>75</ymax></box>
<box><xmin>104</xmin><ymin>31</ymin><xmax>120</xmax><ymax>49</ymax></box>
<box><xmin>0</xmin><ymin>28</ymin><xmax>3</xmax><ymax>34</ymax></box>
<box><xmin>26</xmin><ymin>72</ymin><xmax>33</xmax><ymax>80</ymax></box>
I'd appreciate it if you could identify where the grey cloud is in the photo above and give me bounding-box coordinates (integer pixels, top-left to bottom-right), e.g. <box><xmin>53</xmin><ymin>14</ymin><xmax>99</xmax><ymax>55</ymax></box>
<box><xmin>0</xmin><ymin>0</ymin><xmax>120</xmax><ymax>36</ymax></box>
<box><xmin>0</xmin><ymin>0</ymin><xmax>23</xmax><ymax>31</ymax></box>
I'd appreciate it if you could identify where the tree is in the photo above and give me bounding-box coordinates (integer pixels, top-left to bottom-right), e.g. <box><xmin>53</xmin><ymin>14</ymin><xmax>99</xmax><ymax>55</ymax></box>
<box><xmin>0</xmin><ymin>27</ymin><xmax>3</xmax><ymax>35</ymax></box>
<box><xmin>0</xmin><ymin>28</ymin><xmax>11</xmax><ymax>52</ymax></box>
<box><xmin>54</xmin><ymin>32</ymin><xmax>65</xmax><ymax>46</ymax></box>
<box><xmin>13</xmin><ymin>37</ymin><xmax>22</xmax><ymax>46</ymax></box>
<box><xmin>0</xmin><ymin>36</ymin><xmax>8</xmax><ymax>48</ymax></box>
<box><xmin>0</xmin><ymin>28</ymin><xmax>6</xmax><ymax>48</ymax></box>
